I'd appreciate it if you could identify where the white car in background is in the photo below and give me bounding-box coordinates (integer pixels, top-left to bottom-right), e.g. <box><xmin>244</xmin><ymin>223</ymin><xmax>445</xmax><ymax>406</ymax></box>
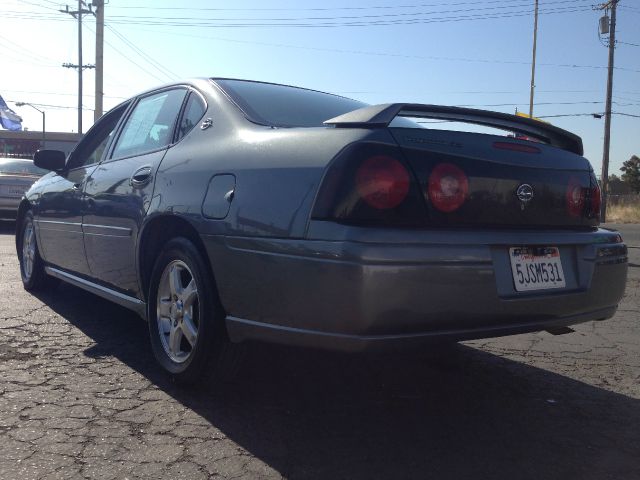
<box><xmin>0</xmin><ymin>157</ymin><xmax>48</xmax><ymax>219</ymax></box>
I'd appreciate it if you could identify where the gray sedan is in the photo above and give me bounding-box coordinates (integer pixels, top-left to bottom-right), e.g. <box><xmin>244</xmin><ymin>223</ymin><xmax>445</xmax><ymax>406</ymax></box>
<box><xmin>16</xmin><ymin>78</ymin><xmax>628</xmax><ymax>384</ymax></box>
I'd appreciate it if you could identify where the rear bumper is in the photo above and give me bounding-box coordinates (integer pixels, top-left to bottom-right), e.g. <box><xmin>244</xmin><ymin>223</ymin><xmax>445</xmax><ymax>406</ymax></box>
<box><xmin>0</xmin><ymin>196</ymin><xmax>20</xmax><ymax>214</ymax></box>
<box><xmin>225</xmin><ymin>306</ymin><xmax>617</xmax><ymax>352</ymax></box>
<box><xmin>203</xmin><ymin>225</ymin><xmax>628</xmax><ymax>351</ymax></box>
<box><xmin>0</xmin><ymin>197</ymin><xmax>20</xmax><ymax>219</ymax></box>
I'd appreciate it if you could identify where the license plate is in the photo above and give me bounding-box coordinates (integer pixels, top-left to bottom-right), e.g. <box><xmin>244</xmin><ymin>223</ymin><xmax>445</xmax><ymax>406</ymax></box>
<box><xmin>0</xmin><ymin>185</ymin><xmax>27</xmax><ymax>196</ymax></box>
<box><xmin>509</xmin><ymin>246</ymin><xmax>566</xmax><ymax>292</ymax></box>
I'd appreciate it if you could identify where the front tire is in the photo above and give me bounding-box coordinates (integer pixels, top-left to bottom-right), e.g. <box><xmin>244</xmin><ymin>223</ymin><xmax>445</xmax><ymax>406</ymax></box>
<box><xmin>18</xmin><ymin>211</ymin><xmax>50</xmax><ymax>291</ymax></box>
<box><xmin>147</xmin><ymin>237</ymin><xmax>241</xmax><ymax>384</ymax></box>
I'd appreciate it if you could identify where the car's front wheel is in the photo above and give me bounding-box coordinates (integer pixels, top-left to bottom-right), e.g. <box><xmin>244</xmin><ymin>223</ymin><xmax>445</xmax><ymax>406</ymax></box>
<box><xmin>147</xmin><ymin>237</ymin><xmax>241</xmax><ymax>384</ymax></box>
<box><xmin>18</xmin><ymin>211</ymin><xmax>50</xmax><ymax>291</ymax></box>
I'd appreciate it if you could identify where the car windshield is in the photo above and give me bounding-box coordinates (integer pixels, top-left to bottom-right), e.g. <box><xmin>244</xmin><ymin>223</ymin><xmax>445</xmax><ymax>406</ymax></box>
<box><xmin>0</xmin><ymin>158</ymin><xmax>48</xmax><ymax>176</ymax></box>
<box><xmin>214</xmin><ymin>78</ymin><xmax>367</xmax><ymax>128</ymax></box>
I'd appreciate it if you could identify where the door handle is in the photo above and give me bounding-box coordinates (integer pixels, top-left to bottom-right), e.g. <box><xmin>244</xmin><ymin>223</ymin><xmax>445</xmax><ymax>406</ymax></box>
<box><xmin>130</xmin><ymin>165</ymin><xmax>153</xmax><ymax>188</ymax></box>
<box><xmin>72</xmin><ymin>183</ymin><xmax>81</xmax><ymax>190</ymax></box>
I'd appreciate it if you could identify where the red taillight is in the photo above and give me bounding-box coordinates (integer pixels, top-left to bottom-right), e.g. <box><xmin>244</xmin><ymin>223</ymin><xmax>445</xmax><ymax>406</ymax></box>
<box><xmin>590</xmin><ymin>181</ymin><xmax>601</xmax><ymax>219</ymax></box>
<box><xmin>355</xmin><ymin>155</ymin><xmax>410</xmax><ymax>210</ymax></box>
<box><xmin>591</xmin><ymin>183</ymin><xmax>602</xmax><ymax>215</ymax></box>
<box><xmin>566</xmin><ymin>177</ymin><xmax>585</xmax><ymax>217</ymax></box>
<box><xmin>428</xmin><ymin>163</ymin><xmax>469</xmax><ymax>213</ymax></box>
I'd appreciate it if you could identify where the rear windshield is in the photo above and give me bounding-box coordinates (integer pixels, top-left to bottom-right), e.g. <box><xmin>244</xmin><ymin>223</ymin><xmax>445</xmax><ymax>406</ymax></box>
<box><xmin>0</xmin><ymin>158</ymin><xmax>48</xmax><ymax>176</ymax></box>
<box><xmin>214</xmin><ymin>79</ymin><xmax>366</xmax><ymax>127</ymax></box>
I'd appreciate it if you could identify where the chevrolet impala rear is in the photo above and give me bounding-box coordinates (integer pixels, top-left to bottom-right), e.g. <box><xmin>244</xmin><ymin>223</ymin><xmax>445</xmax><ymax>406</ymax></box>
<box><xmin>216</xmin><ymin>96</ymin><xmax>628</xmax><ymax>351</ymax></box>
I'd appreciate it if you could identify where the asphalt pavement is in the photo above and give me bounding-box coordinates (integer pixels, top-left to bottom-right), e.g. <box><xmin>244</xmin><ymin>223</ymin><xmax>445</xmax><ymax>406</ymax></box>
<box><xmin>0</xmin><ymin>221</ymin><xmax>638</xmax><ymax>479</ymax></box>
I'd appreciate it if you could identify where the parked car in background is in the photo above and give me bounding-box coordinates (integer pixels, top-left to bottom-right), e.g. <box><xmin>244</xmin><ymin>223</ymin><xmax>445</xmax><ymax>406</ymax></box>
<box><xmin>15</xmin><ymin>78</ymin><xmax>628</xmax><ymax>385</ymax></box>
<box><xmin>0</xmin><ymin>157</ymin><xmax>47</xmax><ymax>219</ymax></box>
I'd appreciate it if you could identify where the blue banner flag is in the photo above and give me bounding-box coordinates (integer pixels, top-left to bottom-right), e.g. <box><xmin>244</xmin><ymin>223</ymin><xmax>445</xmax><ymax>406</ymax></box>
<box><xmin>0</xmin><ymin>94</ymin><xmax>23</xmax><ymax>131</ymax></box>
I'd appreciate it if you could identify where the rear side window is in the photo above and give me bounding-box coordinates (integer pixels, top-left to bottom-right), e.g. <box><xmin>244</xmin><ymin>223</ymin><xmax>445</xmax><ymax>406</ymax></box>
<box><xmin>215</xmin><ymin>79</ymin><xmax>366</xmax><ymax>128</ymax></box>
<box><xmin>112</xmin><ymin>89</ymin><xmax>187</xmax><ymax>159</ymax></box>
<box><xmin>176</xmin><ymin>93</ymin><xmax>206</xmax><ymax>141</ymax></box>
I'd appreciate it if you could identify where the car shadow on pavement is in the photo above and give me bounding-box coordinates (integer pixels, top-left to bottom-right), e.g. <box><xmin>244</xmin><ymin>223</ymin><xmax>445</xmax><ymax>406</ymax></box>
<box><xmin>33</xmin><ymin>282</ymin><xmax>640</xmax><ymax>480</ymax></box>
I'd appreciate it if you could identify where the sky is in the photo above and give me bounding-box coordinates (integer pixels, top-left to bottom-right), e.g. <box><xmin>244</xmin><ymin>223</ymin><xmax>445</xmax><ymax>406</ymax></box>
<box><xmin>1</xmin><ymin>0</ymin><xmax>639</xmax><ymax>176</ymax></box>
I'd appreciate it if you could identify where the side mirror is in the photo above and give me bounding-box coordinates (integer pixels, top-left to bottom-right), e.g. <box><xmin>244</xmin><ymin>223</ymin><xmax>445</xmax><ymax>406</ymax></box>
<box><xmin>34</xmin><ymin>150</ymin><xmax>66</xmax><ymax>172</ymax></box>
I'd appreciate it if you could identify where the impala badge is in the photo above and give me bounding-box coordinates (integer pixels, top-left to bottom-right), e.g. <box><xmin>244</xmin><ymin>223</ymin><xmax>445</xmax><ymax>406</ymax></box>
<box><xmin>516</xmin><ymin>184</ymin><xmax>534</xmax><ymax>203</ymax></box>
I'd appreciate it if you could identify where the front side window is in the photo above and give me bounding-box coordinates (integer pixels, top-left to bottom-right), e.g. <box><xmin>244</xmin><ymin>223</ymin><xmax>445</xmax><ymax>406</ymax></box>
<box><xmin>67</xmin><ymin>103</ymin><xmax>129</xmax><ymax>169</ymax></box>
<box><xmin>112</xmin><ymin>89</ymin><xmax>187</xmax><ymax>159</ymax></box>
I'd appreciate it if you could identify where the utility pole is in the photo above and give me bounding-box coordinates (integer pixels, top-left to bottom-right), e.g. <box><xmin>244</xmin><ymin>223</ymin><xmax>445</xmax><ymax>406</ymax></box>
<box><xmin>93</xmin><ymin>0</ymin><xmax>104</xmax><ymax>121</ymax></box>
<box><xmin>60</xmin><ymin>1</ymin><xmax>94</xmax><ymax>134</ymax></box>
<box><xmin>529</xmin><ymin>0</ymin><xmax>539</xmax><ymax>117</ymax></box>
<box><xmin>597</xmin><ymin>0</ymin><xmax>618</xmax><ymax>222</ymax></box>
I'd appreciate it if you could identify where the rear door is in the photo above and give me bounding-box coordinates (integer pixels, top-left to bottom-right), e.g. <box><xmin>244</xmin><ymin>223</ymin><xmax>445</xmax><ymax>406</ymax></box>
<box><xmin>82</xmin><ymin>87</ymin><xmax>188</xmax><ymax>296</ymax></box>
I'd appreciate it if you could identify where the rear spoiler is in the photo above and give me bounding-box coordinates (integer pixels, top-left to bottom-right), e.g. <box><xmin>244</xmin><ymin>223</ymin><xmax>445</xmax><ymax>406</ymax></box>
<box><xmin>324</xmin><ymin>103</ymin><xmax>583</xmax><ymax>156</ymax></box>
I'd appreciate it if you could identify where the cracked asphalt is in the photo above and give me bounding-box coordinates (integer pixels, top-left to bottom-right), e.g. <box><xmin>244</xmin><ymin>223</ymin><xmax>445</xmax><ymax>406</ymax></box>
<box><xmin>0</xmin><ymin>221</ymin><xmax>638</xmax><ymax>480</ymax></box>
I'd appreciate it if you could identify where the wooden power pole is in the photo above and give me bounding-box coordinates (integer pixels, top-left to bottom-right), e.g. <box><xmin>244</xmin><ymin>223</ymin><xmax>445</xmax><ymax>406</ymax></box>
<box><xmin>598</xmin><ymin>0</ymin><xmax>619</xmax><ymax>222</ymax></box>
<box><xmin>529</xmin><ymin>0</ymin><xmax>539</xmax><ymax>118</ymax></box>
<box><xmin>94</xmin><ymin>0</ymin><xmax>104</xmax><ymax>121</ymax></box>
<box><xmin>60</xmin><ymin>1</ymin><xmax>94</xmax><ymax>134</ymax></box>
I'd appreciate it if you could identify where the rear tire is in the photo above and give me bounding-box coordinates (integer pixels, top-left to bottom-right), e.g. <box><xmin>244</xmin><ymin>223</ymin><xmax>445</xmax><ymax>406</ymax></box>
<box><xmin>18</xmin><ymin>211</ymin><xmax>51</xmax><ymax>291</ymax></box>
<box><xmin>147</xmin><ymin>237</ymin><xmax>242</xmax><ymax>384</ymax></box>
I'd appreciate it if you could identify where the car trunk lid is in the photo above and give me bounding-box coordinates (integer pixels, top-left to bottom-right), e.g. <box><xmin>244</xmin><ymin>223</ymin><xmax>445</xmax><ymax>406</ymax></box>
<box><xmin>389</xmin><ymin>127</ymin><xmax>599</xmax><ymax>228</ymax></box>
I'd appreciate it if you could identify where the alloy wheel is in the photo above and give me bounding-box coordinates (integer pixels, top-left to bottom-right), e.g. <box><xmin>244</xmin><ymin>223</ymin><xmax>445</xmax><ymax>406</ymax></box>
<box><xmin>156</xmin><ymin>260</ymin><xmax>200</xmax><ymax>363</ymax></box>
<box><xmin>22</xmin><ymin>220</ymin><xmax>36</xmax><ymax>281</ymax></box>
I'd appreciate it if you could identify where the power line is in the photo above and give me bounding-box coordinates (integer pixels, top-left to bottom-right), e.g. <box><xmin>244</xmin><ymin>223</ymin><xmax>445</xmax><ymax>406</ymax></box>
<box><xmin>4</xmin><ymin>1</ymin><xmax>592</xmax><ymax>20</ymax></box>
<box><xmin>103</xmin><ymin>0</ymin><xmax>593</xmax><ymax>23</ymax></box>
<box><xmin>17</xmin><ymin>0</ymin><xmax>60</xmax><ymax>12</ymax></box>
<box><xmin>2</xmin><ymin>88</ymin><xmax>127</xmax><ymax>100</ymax></box>
<box><xmin>536</xmin><ymin>113</ymin><xmax>603</xmax><ymax>118</ymax></box>
<box><xmin>82</xmin><ymin>24</ymin><xmax>171</xmax><ymax>85</ymax></box>
<box><xmin>108</xmin><ymin>0</ymin><xmax>588</xmax><ymax>12</ymax></box>
<box><xmin>5</xmin><ymin>3</ymin><xmax>596</xmax><ymax>28</ymax></box>
<box><xmin>338</xmin><ymin>88</ymin><xmax>616</xmax><ymax>95</ymax></box>
<box><xmin>0</xmin><ymin>45</ymin><xmax>59</xmax><ymax>67</ymax></box>
<box><xmin>4</xmin><ymin>7</ymin><xmax>639</xmax><ymax>75</ymax></box>
<box><xmin>98</xmin><ymin>6</ymin><xmax>595</xmax><ymax>28</ymax></box>
<box><xmin>129</xmin><ymin>26</ymin><xmax>640</xmax><ymax>74</ymax></box>
<box><xmin>104</xmin><ymin>24</ymin><xmax>178</xmax><ymax>81</ymax></box>
<box><xmin>455</xmin><ymin>100</ymin><xmax>631</xmax><ymax>108</ymax></box>
<box><xmin>612</xmin><ymin>111</ymin><xmax>640</xmax><ymax>118</ymax></box>
<box><xmin>0</xmin><ymin>33</ymin><xmax>57</xmax><ymax>63</ymax></box>
<box><xmin>6</xmin><ymin>100</ymin><xmax>93</xmax><ymax>111</ymax></box>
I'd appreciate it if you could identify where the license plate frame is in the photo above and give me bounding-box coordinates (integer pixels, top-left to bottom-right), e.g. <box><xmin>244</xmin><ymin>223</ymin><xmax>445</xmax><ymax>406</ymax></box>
<box><xmin>509</xmin><ymin>246</ymin><xmax>566</xmax><ymax>292</ymax></box>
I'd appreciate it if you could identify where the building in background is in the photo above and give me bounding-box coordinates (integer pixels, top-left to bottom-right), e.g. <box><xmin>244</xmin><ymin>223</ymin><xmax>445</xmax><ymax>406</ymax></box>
<box><xmin>0</xmin><ymin>130</ymin><xmax>82</xmax><ymax>159</ymax></box>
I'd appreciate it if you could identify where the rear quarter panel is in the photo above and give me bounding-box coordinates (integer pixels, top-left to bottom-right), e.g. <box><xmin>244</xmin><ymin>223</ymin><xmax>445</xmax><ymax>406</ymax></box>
<box><xmin>151</xmin><ymin>86</ymin><xmax>395</xmax><ymax>239</ymax></box>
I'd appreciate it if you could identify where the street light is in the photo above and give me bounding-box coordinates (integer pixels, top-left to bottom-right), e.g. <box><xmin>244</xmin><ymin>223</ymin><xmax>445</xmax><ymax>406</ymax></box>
<box><xmin>15</xmin><ymin>102</ymin><xmax>46</xmax><ymax>147</ymax></box>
